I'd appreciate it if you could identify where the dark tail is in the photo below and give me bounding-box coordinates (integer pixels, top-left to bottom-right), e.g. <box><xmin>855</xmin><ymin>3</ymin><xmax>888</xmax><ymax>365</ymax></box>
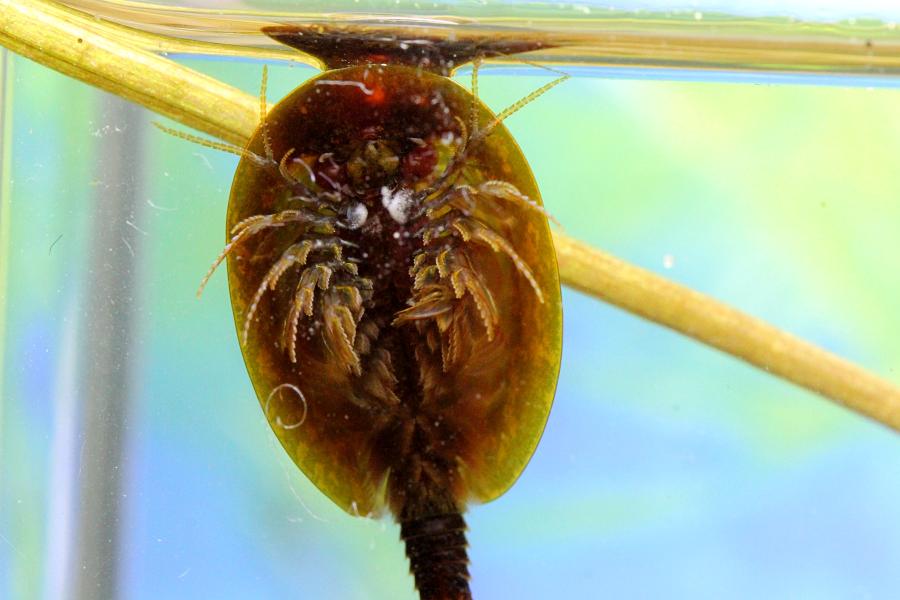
<box><xmin>400</xmin><ymin>511</ymin><xmax>472</xmax><ymax>600</ymax></box>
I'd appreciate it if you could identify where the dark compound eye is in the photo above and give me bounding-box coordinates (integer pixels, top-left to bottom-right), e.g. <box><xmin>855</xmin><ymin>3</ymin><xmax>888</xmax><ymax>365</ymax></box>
<box><xmin>211</xmin><ymin>26</ymin><xmax>563</xmax><ymax>600</ymax></box>
<box><xmin>312</xmin><ymin>152</ymin><xmax>345</xmax><ymax>191</ymax></box>
<box><xmin>403</xmin><ymin>142</ymin><xmax>439</xmax><ymax>181</ymax></box>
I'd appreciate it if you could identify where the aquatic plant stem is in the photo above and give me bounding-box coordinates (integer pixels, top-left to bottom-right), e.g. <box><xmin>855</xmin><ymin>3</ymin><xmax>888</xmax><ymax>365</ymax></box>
<box><xmin>0</xmin><ymin>0</ymin><xmax>257</xmax><ymax>146</ymax></box>
<box><xmin>554</xmin><ymin>234</ymin><xmax>900</xmax><ymax>431</ymax></box>
<box><xmin>1</xmin><ymin>0</ymin><xmax>899</xmax><ymax>431</ymax></box>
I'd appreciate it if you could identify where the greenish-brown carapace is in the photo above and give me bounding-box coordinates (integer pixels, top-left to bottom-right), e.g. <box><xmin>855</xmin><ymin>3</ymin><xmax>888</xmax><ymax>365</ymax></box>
<box><xmin>202</xmin><ymin>26</ymin><xmax>564</xmax><ymax>599</ymax></box>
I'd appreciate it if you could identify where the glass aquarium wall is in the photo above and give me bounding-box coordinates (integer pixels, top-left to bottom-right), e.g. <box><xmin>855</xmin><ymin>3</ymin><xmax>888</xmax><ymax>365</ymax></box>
<box><xmin>2</xmin><ymin>2</ymin><xmax>900</xmax><ymax>598</ymax></box>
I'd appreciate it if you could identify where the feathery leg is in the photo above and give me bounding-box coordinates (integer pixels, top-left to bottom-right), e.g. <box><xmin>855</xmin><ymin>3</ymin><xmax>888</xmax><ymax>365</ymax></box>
<box><xmin>240</xmin><ymin>240</ymin><xmax>315</xmax><ymax>345</ymax></box>
<box><xmin>197</xmin><ymin>209</ymin><xmax>329</xmax><ymax>297</ymax></box>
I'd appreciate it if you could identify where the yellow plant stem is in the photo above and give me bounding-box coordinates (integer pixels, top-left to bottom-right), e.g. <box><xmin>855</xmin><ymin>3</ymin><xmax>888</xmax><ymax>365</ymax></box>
<box><xmin>554</xmin><ymin>234</ymin><xmax>900</xmax><ymax>430</ymax></box>
<box><xmin>0</xmin><ymin>0</ymin><xmax>257</xmax><ymax>146</ymax></box>
<box><xmin>1</xmin><ymin>0</ymin><xmax>899</xmax><ymax>431</ymax></box>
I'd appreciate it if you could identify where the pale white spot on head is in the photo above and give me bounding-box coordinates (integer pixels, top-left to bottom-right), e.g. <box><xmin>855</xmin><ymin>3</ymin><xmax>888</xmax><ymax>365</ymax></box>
<box><xmin>381</xmin><ymin>186</ymin><xmax>415</xmax><ymax>224</ymax></box>
<box><xmin>345</xmin><ymin>202</ymin><xmax>368</xmax><ymax>229</ymax></box>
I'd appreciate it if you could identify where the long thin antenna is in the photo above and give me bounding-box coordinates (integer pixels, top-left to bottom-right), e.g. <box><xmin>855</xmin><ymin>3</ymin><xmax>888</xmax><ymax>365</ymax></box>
<box><xmin>259</xmin><ymin>65</ymin><xmax>273</xmax><ymax>161</ymax></box>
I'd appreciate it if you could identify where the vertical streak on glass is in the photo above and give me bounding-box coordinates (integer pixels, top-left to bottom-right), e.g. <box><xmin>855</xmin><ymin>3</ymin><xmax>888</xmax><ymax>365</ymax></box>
<box><xmin>44</xmin><ymin>307</ymin><xmax>82</xmax><ymax>600</ymax></box>
<box><xmin>71</xmin><ymin>93</ymin><xmax>144</xmax><ymax>600</ymax></box>
<box><xmin>0</xmin><ymin>50</ymin><xmax>12</xmax><ymax>482</ymax></box>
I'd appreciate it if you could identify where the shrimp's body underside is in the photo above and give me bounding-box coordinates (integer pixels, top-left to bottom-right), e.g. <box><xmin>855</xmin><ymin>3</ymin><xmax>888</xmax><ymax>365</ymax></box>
<box><xmin>220</xmin><ymin>37</ymin><xmax>562</xmax><ymax>598</ymax></box>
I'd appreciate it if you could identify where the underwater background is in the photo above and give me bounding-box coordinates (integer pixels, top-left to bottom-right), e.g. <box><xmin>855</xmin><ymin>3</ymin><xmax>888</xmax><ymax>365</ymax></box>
<box><xmin>2</xmin><ymin>10</ymin><xmax>900</xmax><ymax>598</ymax></box>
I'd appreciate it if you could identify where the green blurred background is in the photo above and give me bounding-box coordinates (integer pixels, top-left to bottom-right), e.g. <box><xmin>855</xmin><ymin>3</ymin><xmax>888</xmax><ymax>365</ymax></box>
<box><xmin>2</xmin><ymin>31</ymin><xmax>900</xmax><ymax>599</ymax></box>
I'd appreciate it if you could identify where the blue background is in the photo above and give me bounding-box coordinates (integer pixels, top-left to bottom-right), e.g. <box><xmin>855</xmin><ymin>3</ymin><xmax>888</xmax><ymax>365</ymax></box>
<box><xmin>2</xmin><ymin>30</ymin><xmax>900</xmax><ymax>600</ymax></box>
